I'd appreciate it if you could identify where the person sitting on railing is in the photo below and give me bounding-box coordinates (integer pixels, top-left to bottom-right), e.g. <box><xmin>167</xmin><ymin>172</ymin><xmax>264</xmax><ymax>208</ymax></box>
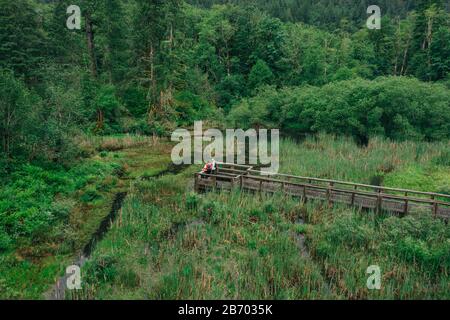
<box><xmin>202</xmin><ymin>162</ymin><xmax>213</xmax><ymax>174</ymax></box>
<box><xmin>202</xmin><ymin>159</ymin><xmax>217</xmax><ymax>175</ymax></box>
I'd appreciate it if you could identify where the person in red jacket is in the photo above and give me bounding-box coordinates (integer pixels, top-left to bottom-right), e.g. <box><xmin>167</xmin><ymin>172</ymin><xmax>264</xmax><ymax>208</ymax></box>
<box><xmin>202</xmin><ymin>159</ymin><xmax>216</xmax><ymax>174</ymax></box>
<box><xmin>202</xmin><ymin>162</ymin><xmax>213</xmax><ymax>174</ymax></box>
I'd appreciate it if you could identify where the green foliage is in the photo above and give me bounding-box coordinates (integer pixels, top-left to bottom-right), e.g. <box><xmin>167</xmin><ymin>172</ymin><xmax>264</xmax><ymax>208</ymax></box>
<box><xmin>432</xmin><ymin>148</ymin><xmax>450</xmax><ymax>166</ymax></box>
<box><xmin>0</xmin><ymin>159</ymin><xmax>117</xmax><ymax>245</ymax></box>
<box><xmin>94</xmin><ymin>85</ymin><xmax>124</xmax><ymax>134</ymax></box>
<box><xmin>122</xmin><ymin>86</ymin><xmax>148</xmax><ymax>117</ymax></box>
<box><xmin>174</xmin><ymin>91</ymin><xmax>216</xmax><ymax>125</ymax></box>
<box><xmin>248</xmin><ymin>60</ymin><xmax>274</xmax><ymax>92</ymax></box>
<box><xmin>0</xmin><ymin>69</ymin><xmax>35</xmax><ymax>157</ymax></box>
<box><xmin>230</xmin><ymin>77</ymin><xmax>450</xmax><ymax>142</ymax></box>
<box><xmin>84</xmin><ymin>254</ymin><xmax>118</xmax><ymax>283</ymax></box>
<box><xmin>1</xmin><ymin>0</ymin><xmax>450</xmax><ymax>300</ymax></box>
<box><xmin>0</xmin><ymin>0</ymin><xmax>45</xmax><ymax>81</ymax></box>
<box><xmin>310</xmin><ymin>206</ymin><xmax>450</xmax><ymax>298</ymax></box>
<box><xmin>80</xmin><ymin>146</ymin><xmax>450</xmax><ymax>299</ymax></box>
<box><xmin>0</xmin><ymin>227</ymin><xmax>12</xmax><ymax>251</ymax></box>
<box><xmin>186</xmin><ymin>193</ymin><xmax>199</xmax><ymax>210</ymax></box>
<box><xmin>383</xmin><ymin>164</ymin><xmax>450</xmax><ymax>194</ymax></box>
<box><xmin>80</xmin><ymin>187</ymin><xmax>103</xmax><ymax>203</ymax></box>
<box><xmin>1</xmin><ymin>0</ymin><xmax>449</xmax><ymax>164</ymax></box>
<box><xmin>188</xmin><ymin>0</ymin><xmax>417</xmax><ymax>30</ymax></box>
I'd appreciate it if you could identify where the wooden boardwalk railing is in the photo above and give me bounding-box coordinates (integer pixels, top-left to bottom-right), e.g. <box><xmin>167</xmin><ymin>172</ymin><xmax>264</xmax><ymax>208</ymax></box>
<box><xmin>194</xmin><ymin>163</ymin><xmax>450</xmax><ymax>219</ymax></box>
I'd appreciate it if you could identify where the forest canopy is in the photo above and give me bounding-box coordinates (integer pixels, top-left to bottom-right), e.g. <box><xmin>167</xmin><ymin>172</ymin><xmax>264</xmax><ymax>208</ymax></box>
<box><xmin>0</xmin><ymin>0</ymin><xmax>449</xmax><ymax>163</ymax></box>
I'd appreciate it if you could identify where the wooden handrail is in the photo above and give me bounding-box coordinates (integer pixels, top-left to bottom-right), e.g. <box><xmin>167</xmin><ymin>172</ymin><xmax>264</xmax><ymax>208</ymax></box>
<box><xmin>216</xmin><ymin>162</ymin><xmax>253</xmax><ymax>169</ymax></box>
<box><xmin>200</xmin><ymin>163</ymin><xmax>450</xmax><ymax>200</ymax></box>
<box><xmin>216</xmin><ymin>167</ymin><xmax>250</xmax><ymax>174</ymax></box>
<box><xmin>197</xmin><ymin>172</ymin><xmax>237</xmax><ymax>180</ymax></box>
<box><xmin>241</xmin><ymin>174</ymin><xmax>450</xmax><ymax>207</ymax></box>
<box><xmin>247</xmin><ymin>169</ymin><xmax>450</xmax><ymax>201</ymax></box>
<box><xmin>195</xmin><ymin>164</ymin><xmax>450</xmax><ymax>218</ymax></box>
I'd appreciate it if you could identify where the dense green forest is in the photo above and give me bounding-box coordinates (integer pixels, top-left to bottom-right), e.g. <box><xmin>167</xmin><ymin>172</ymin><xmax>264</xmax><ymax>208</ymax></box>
<box><xmin>0</xmin><ymin>0</ymin><xmax>450</xmax><ymax>299</ymax></box>
<box><xmin>1</xmin><ymin>0</ymin><xmax>449</xmax><ymax>164</ymax></box>
<box><xmin>188</xmin><ymin>0</ymin><xmax>420</xmax><ymax>29</ymax></box>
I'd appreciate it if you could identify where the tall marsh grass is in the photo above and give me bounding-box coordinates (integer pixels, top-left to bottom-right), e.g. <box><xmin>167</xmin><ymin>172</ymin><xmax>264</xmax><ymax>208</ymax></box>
<box><xmin>280</xmin><ymin>134</ymin><xmax>450</xmax><ymax>188</ymax></box>
<box><xmin>78</xmin><ymin>135</ymin><xmax>450</xmax><ymax>300</ymax></box>
<box><xmin>74</xmin><ymin>134</ymin><xmax>157</xmax><ymax>156</ymax></box>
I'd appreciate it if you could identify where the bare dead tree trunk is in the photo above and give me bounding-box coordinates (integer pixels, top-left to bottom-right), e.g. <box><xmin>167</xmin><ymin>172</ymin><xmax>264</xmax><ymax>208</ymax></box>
<box><xmin>85</xmin><ymin>12</ymin><xmax>103</xmax><ymax>130</ymax></box>
<box><xmin>85</xmin><ymin>12</ymin><xmax>97</xmax><ymax>77</ymax></box>
<box><xmin>151</xmin><ymin>45</ymin><xmax>156</xmax><ymax>104</ymax></box>
<box><xmin>426</xmin><ymin>14</ymin><xmax>434</xmax><ymax>80</ymax></box>
<box><xmin>400</xmin><ymin>39</ymin><xmax>410</xmax><ymax>76</ymax></box>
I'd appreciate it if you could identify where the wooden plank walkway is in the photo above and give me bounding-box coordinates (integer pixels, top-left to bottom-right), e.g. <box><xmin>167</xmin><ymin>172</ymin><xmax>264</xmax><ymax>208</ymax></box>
<box><xmin>194</xmin><ymin>163</ymin><xmax>450</xmax><ymax>219</ymax></box>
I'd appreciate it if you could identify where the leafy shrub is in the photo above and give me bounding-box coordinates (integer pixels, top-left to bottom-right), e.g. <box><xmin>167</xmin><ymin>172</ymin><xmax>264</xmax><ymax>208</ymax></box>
<box><xmin>22</xmin><ymin>209</ymin><xmax>54</xmax><ymax>239</ymax></box>
<box><xmin>369</xmin><ymin>173</ymin><xmax>384</xmax><ymax>186</ymax></box>
<box><xmin>49</xmin><ymin>199</ymin><xmax>75</xmax><ymax>221</ymax></box>
<box><xmin>229</xmin><ymin>77</ymin><xmax>450</xmax><ymax>142</ymax></box>
<box><xmin>0</xmin><ymin>227</ymin><xmax>12</xmax><ymax>251</ymax></box>
<box><xmin>325</xmin><ymin>214</ymin><xmax>375</xmax><ymax>249</ymax></box>
<box><xmin>395</xmin><ymin>237</ymin><xmax>450</xmax><ymax>271</ymax></box>
<box><xmin>80</xmin><ymin>187</ymin><xmax>102</xmax><ymax>203</ymax></box>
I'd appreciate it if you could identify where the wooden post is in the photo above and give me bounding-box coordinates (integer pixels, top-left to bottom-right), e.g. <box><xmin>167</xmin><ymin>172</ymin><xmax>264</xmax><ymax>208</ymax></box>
<box><xmin>302</xmin><ymin>186</ymin><xmax>307</xmax><ymax>204</ymax></box>
<box><xmin>376</xmin><ymin>189</ymin><xmax>383</xmax><ymax>214</ymax></box>
<box><xmin>404</xmin><ymin>192</ymin><xmax>408</xmax><ymax>216</ymax></box>
<box><xmin>431</xmin><ymin>195</ymin><xmax>438</xmax><ymax>217</ymax></box>
<box><xmin>351</xmin><ymin>185</ymin><xmax>357</xmax><ymax>206</ymax></box>
<box><xmin>327</xmin><ymin>182</ymin><xmax>334</xmax><ymax>206</ymax></box>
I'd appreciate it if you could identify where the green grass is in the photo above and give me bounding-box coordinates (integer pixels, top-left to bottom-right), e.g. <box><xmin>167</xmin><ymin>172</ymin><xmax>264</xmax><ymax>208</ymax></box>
<box><xmin>0</xmin><ymin>135</ymin><xmax>174</xmax><ymax>299</ymax></box>
<box><xmin>280</xmin><ymin>134</ymin><xmax>450</xmax><ymax>186</ymax></box>
<box><xmin>80</xmin><ymin>175</ymin><xmax>334</xmax><ymax>299</ymax></box>
<box><xmin>2</xmin><ymin>134</ymin><xmax>450</xmax><ymax>299</ymax></box>
<box><xmin>77</xmin><ymin>134</ymin><xmax>450</xmax><ymax>300</ymax></box>
<box><xmin>383</xmin><ymin>165</ymin><xmax>450</xmax><ymax>195</ymax></box>
<box><xmin>306</xmin><ymin>206</ymin><xmax>450</xmax><ymax>299</ymax></box>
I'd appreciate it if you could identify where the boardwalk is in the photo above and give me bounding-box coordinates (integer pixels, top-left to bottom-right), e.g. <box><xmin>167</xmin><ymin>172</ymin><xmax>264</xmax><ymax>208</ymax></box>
<box><xmin>194</xmin><ymin>163</ymin><xmax>450</xmax><ymax>219</ymax></box>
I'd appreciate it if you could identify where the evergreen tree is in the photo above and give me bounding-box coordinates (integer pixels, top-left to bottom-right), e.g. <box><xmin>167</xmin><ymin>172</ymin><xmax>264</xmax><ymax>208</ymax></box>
<box><xmin>248</xmin><ymin>59</ymin><xmax>274</xmax><ymax>92</ymax></box>
<box><xmin>410</xmin><ymin>0</ymin><xmax>448</xmax><ymax>80</ymax></box>
<box><xmin>99</xmin><ymin>0</ymin><xmax>130</xmax><ymax>84</ymax></box>
<box><xmin>0</xmin><ymin>69</ymin><xmax>34</xmax><ymax>157</ymax></box>
<box><xmin>0</xmin><ymin>0</ymin><xmax>45</xmax><ymax>83</ymax></box>
<box><xmin>46</xmin><ymin>0</ymin><xmax>83</xmax><ymax>65</ymax></box>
